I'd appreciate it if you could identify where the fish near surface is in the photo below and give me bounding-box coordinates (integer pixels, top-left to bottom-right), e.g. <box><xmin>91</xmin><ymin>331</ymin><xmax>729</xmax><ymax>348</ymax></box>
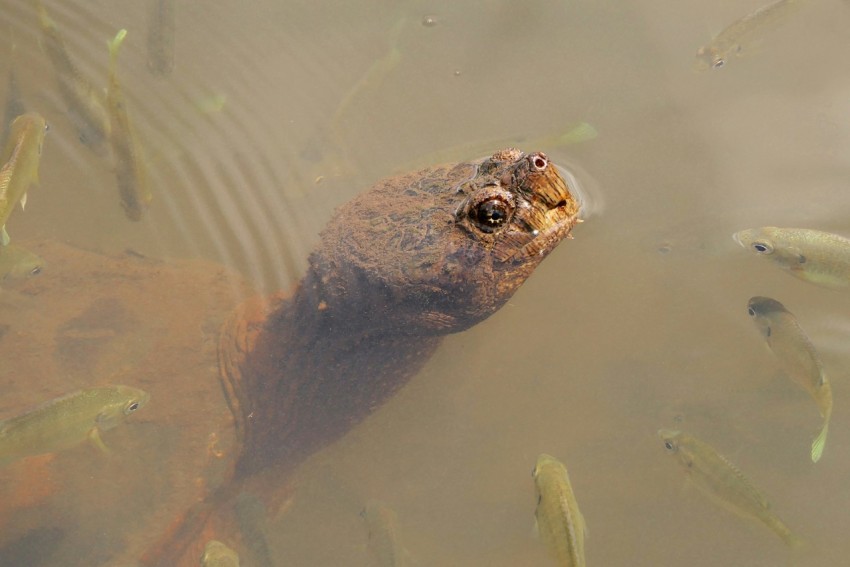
<box><xmin>107</xmin><ymin>29</ymin><xmax>153</xmax><ymax>221</ymax></box>
<box><xmin>34</xmin><ymin>0</ymin><xmax>110</xmax><ymax>150</ymax></box>
<box><xmin>658</xmin><ymin>429</ymin><xmax>802</xmax><ymax>547</ymax></box>
<box><xmin>0</xmin><ymin>243</ymin><xmax>45</xmax><ymax>283</ymax></box>
<box><xmin>0</xmin><ymin>112</ymin><xmax>48</xmax><ymax>246</ymax></box>
<box><xmin>143</xmin><ymin>148</ymin><xmax>583</xmax><ymax>566</ymax></box>
<box><xmin>734</xmin><ymin>227</ymin><xmax>850</xmax><ymax>289</ymax></box>
<box><xmin>0</xmin><ymin>385</ymin><xmax>149</xmax><ymax>467</ymax></box>
<box><xmin>361</xmin><ymin>500</ymin><xmax>409</xmax><ymax>567</ymax></box>
<box><xmin>747</xmin><ymin>296</ymin><xmax>832</xmax><ymax>462</ymax></box>
<box><xmin>695</xmin><ymin>0</ymin><xmax>802</xmax><ymax>70</ymax></box>
<box><xmin>532</xmin><ymin>453</ymin><xmax>587</xmax><ymax>567</ymax></box>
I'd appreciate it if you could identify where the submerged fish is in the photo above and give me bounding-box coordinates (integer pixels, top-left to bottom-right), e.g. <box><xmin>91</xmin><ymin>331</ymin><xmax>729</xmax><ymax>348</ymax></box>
<box><xmin>658</xmin><ymin>429</ymin><xmax>801</xmax><ymax>547</ymax></box>
<box><xmin>147</xmin><ymin>0</ymin><xmax>175</xmax><ymax>77</ymax></box>
<box><xmin>0</xmin><ymin>244</ymin><xmax>45</xmax><ymax>283</ymax></box>
<box><xmin>0</xmin><ymin>385</ymin><xmax>149</xmax><ymax>467</ymax></box>
<box><xmin>695</xmin><ymin>0</ymin><xmax>801</xmax><ymax>70</ymax></box>
<box><xmin>747</xmin><ymin>296</ymin><xmax>832</xmax><ymax>462</ymax></box>
<box><xmin>0</xmin><ymin>112</ymin><xmax>48</xmax><ymax>246</ymax></box>
<box><xmin>107</xmin><ymin>29</ymin><xmax>153</xmax><ymax>221</ymax></box>
<box><xmin>331</xmin><ymin>15</ymin><xmax>407</xmax><ymax>136</ymax></box>
<box><xmin>361</xmin><ymin>500</ymin><xmax>409</xmax><ymax>567</ymax></box>
<box><xmin>532</xmin><ymin>453</ymin><xmax>587</xmax><ymax>567</ymax></box>
<box><xmin>35</xmin><ymin>0</ymin><xmax>110</xmax><ymax>149</ymax></box>
<box><xmin>733</xmin><ymin>227</ymin><xmax>850</xmax><ymax>289</ymax></box>
<box><xmin>200</xmin><ymin>540</ymin><xmax>240</xmax><ymax>567</ymax></box>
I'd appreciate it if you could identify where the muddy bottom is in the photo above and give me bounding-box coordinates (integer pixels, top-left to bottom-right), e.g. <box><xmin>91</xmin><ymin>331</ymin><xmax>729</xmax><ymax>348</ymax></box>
<box><xmin>0</xmin><ymin>240</ymin><xmax>255</xmax><ymax>566</ymax></box>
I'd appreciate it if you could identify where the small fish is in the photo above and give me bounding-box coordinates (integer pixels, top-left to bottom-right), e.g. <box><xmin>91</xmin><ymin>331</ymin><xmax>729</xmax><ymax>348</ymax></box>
<box><xmin>0</xmin><ymin>385</ymin><xmax>149</xmax><ymax>467</ymax></box>
<box><xmin>361</xmin><ymin>500</ymin><xmax>409</xmax><ymax>567</ymax></box>
<box><xmin>695</xmin><ymin>0</ymin><xmax>801</xmax><ymax>70</ymax></box>
<box><xmin>658</xmin><ymin>429</ymin><xmax>802</xmax><ymax>547</ymax></box>
<box><xmin>107</xmin><ymin>29</ymin><xmax>153</xmax><ymax>221</ymax></box>
<box><xmin>35</xmin><ymin>0</ymin><xmax>110</xmax><ymax>149</ymax></box>
<box><xmin>733</xmin><ymin>227</ymin><xmax>850</xmax><ymax>289</ymax></box>
<box><xmin>0</xmin><ymin>244</ymin><xmax>45</xmax><ymax>283</ymax></box>
<box><xmin>331</xmin><ymin>16</ymin><xmax>407</xmax><ymax>136</ymax></box>
<box><xmin>147</xmin><ymin>0</ymin><xmax>175</xmax><ymax>77</ymax></box>
<box><xmin>532</xmin><ymin>453</ymin><xmax>587</xmax><ymax>567</ymax></box>
<box><xmin>0</xmin><ymin>112</ymin><xmax>48</xmax><ymax>246</ymax></box>
<box><xmin>200</xmin><ymin>540</ymin><xmax>240</xmax><ymax>567</ymax></box>
<box><xmin>747</xmin><ymin>296</ymin><xmax>833</xmax><ymax>462</ymax></box>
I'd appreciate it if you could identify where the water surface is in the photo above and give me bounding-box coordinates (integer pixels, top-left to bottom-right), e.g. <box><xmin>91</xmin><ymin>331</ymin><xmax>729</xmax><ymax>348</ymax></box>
<box><xmin>2</xmin><ymin>0</ymin><xmax>850</xmax><ymax>565</ymax></box>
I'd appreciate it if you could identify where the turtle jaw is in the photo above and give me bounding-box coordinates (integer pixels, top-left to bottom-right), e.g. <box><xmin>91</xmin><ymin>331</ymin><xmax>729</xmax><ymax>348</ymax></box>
<box><xmin>494</xmin><ymin>157</ymin><xmax>582</xmax><ymax>265</ymax></box>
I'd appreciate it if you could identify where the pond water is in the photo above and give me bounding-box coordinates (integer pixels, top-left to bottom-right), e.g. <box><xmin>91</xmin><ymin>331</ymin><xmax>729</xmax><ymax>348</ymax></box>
<box><xmin>2</xmin><ymin>0</ymin><xmax>850</xmax><ymax>565</ymax></box>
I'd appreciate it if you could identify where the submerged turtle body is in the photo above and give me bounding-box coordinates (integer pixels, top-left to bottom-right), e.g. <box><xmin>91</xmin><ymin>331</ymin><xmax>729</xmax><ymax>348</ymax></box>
<box><xmin>0</xmin><ymin>149</ymin><xmax>581</xmax><ymax>566</ymax></box>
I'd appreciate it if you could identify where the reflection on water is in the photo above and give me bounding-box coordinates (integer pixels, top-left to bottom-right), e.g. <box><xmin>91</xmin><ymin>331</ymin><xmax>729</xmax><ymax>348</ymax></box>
<box><xmin>1</xmin><ymin>0</ymin><xmax>850</xmax><ymax>565</ymax></box>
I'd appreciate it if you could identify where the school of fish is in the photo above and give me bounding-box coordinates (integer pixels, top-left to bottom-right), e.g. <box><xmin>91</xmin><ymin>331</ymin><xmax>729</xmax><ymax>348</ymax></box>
<box><xmin>0</xmin><ymin>0</ymin><xmax>847</xmax><ymax>565</ymax></box>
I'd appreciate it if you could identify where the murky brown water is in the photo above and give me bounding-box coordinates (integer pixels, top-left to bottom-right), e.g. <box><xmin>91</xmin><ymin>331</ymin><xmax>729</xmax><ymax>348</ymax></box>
<box><xmin>2</xmin><ymin>0</ymin><xmax>850</xmax><ymax>565</ymax></box>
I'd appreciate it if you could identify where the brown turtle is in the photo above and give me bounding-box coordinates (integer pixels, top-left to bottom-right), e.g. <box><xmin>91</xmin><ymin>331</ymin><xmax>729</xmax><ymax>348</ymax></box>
<box><xmin>0</xmin><ymin>148</ymin><xmax>581</xmax><ymax>566</ymax></box>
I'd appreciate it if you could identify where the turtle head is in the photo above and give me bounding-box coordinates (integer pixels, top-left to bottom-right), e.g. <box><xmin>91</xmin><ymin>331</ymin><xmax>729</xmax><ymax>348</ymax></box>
<box><xmin>313</xmin><ymin>148</ymin><xmax>582</xmax><ymax>335</ymax></box>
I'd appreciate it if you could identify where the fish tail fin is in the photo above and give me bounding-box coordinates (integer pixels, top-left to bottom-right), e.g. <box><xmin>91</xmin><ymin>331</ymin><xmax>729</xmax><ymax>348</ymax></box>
<box><xmin>811</xmin><ymin>420</ymin><xmax>829</xmax><ymax>463</ymax></box>
<box><xmin>1</xmin><ymin>225</ymin><xmax>9</xmax><ymax>246</ymax></box>
<box><xmin>35</xmin><ymin>0</ymin><xmax>53</xmax><ymax>29</ymax></box>
<box><xmin>555</xmin><ymin>122</ymin><xmax>599</xmax><ymax>146</ymax></box>
<box><xmin>770</xmin><ymin>517</ymin><xmax>804</xmax><ymax>549</ymax></box>
<box><xmin>107</xmin><ymin>29</ymin><xmax>127</xmax><ymax>65</ymax></box>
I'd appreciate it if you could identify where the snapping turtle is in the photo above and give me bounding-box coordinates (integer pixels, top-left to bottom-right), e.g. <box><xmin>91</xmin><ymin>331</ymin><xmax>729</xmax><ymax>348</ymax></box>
<box><xmin>0</xmin><ymin>148</ymin><xmax>580</xmax><ymax>566</ymax></box>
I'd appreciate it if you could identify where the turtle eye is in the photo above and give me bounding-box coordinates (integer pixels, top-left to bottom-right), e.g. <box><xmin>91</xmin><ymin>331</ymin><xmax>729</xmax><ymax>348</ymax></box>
<box><xmin>751</xmin><ymin>241</ymin><xmax>773</xmax><ymax>254</ymax></box>
<box><xmin>470</xmin><ymin>197</ymin><xmax>512</xmax><ymax>233</ymax></box>
<box><xmin>529</xmin><ymin>152</ymin><xmax>548</xmax><ymax>171</ymax></box>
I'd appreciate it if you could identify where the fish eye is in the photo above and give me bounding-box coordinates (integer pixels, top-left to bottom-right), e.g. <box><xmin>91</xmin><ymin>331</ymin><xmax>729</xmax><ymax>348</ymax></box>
<box><xmin>663</xmin><ymin>441</ymin><xmax>676</xmax><ymax>452</ymax></box>
<box><xmin>470</xmin><ymin>196</ymin><xmax>512</xmax><ymax>233</ymax></box>
<box><xmin>747</xmin><ymin>307</ymin><xmax>756</xmax><ymax>317</ymax></box>
<box><xmin>712</xmin><ymin>58</ymin><xmax>725</xmax><ymax>69</ymax></box>
<box><xmin>43</xmin><ymin>122</ymin><xmax>50</xmax><ymax>132</ymax></box>
<box><xmin>29</xmin><ymin>266</ymin><xmax>42</xmax><ymax>276</ymax></box>
<box><xmin>797</xmin><ymin>255</ymin><xmax>806</xmax><ymax>264</ymax></box>
<box><xmin>529</xmin><ymin>152</ymin><xmax>548</xmax><ymax>171</ymax></box>
<box><xmin>751</xmin><ymin>241</ymin><xmax>773</xmax><ymax>254</ymax></box>
<box><xmin>125</xmin><ymin>401</ymin><xmax>140</xmax><ymax>414</ymax></box>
